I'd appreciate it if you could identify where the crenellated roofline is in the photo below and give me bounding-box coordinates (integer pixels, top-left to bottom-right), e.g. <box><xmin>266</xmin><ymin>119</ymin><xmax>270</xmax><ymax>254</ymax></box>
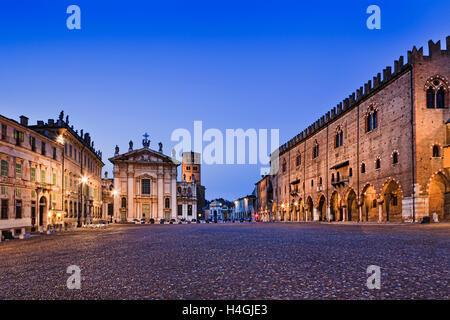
<box><xmin>278</xmin><ymin>36</ymin><xmax>450</xmax><ymax>156</ymax></box>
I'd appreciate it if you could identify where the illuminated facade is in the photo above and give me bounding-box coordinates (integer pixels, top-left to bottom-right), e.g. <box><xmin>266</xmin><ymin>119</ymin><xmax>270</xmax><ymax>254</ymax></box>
<box><xmin>257</xmin><ymin>37</ymin><xmax>450</xmax><ymax>223</ymax></box>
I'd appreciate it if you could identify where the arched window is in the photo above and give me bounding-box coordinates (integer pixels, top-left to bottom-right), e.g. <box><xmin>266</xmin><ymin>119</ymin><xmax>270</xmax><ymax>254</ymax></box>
<box><xmin>349</xmin><ymin>168</ymin><xmax>353</xmax><ymax>177</ymax></box>
<box><xmin>165</xmin><ymin>198</ymin><xmax>170</xmax><ymax>208</ymax></box>
<box><xmin>361</xmin><ymin>163</ymin><xmax>366</xmax><ymax>174</ymax></box>
<box><xmin>427</xmin><ymin>87</ymin><xmax>435</xmax><ymax>108</ymax></box>
<box><xmin>337</xmin><ymin>172</ymin><xmax>340</xmax><ymax>182</ymax></box>
<box><xmin>121</xmin><ymin>197</ymin><xmax>127</xmax><ymax>208</ymax></box>
<box><xmin>313</xmin><ymin>141</ymin><xmax>319</xmax><ymax>158</ymax></box>
<box><xmin>311</xmin><ymin>180</ymin><xmax>314</xmax><ymax>187</ymax></box>
<box><xmin>373</xmin><ymin>110</ymin><xmax>378</xmax><ymax>129</ymax></box>
<box><xmin>296</xmin><ymin>155</ymin><xmax>301</xmax><ymax>166</ymax></box>
<box><xmin>433</xmin><ymin>145</ymin><xmax>440</xmax><ymax>158</ymax></box>
<box><xmin>367</xmin><ymin>113</ymin><xmax>373</xmax><ymax>132</ymax></box>
<box><xmin>282</xmin><ymin>160</ymin><xmax>287</xmax><ymax>172</ymax></box>
<box><xmin>319</xmin><ymin>177</ymin><xmax>322</xmax><ymax>185</ymax></box>
<box><xmin>335</xmin><ymin>127</ymin><xmax>343</xmax><ymax>148</ymax></box>
<box><xmin>393</xmin><ymin>152</ymin><xmax>399</xmax><ymax>164</ymax></box>
<box><xmin>376</xmin><ymin>158</ymin><xmax>381</xmax><ymax>170</ymax></box>
<box><xmin>331</xmin><ymin>173</ymin><xmax>335</xmax><ymax>182</ymax></box>
<box><xmin>436</xmin><ymin>87</ymin><xmax>445</xmax><ymax>108</ymax></box>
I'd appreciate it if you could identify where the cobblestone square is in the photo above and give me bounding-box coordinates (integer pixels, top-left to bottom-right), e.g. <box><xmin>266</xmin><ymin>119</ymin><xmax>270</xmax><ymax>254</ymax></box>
<box><xmin>0</xmin><ymin>223</ymin><xmax>448</xmax><ymax>299</ymax></box>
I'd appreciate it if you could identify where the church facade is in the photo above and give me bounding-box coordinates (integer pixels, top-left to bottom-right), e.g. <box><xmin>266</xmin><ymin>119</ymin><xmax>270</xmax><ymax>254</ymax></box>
<box><xmin>109</xmin><ymin>135</ymin><xmax>197</xmax><ymax>222</ymax></box>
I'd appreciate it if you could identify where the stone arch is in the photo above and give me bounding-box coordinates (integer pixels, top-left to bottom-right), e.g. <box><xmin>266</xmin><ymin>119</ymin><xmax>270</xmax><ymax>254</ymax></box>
<box><xmin>330</xmin><ymin>191</ymin><xmax>342</xmax><ymax>221</ymax></box>
<box><xmin>361</xmin><ymin>184</ymin><xmax>378</xmax><ymax>222</ymax></box>
<box><xmin>380</xmin><ymin>178</ymin><xmax>403</xmax><ymax>222</ymax></box>
<box><xmin>345</xmin><ymin>188</ymin><xmax>358</xmax><ymax>222</ymax></box>
<box><xmin>306</xmin><ymin>196</ymin><xmax>314</xmax><ymax>222</ymax></box>
<box><xmin>316</xmin><ymin>194</ymin><xmax>326</xmax><ymax>221</ymax></box>
<box><xmin>427</xmin><ymin>171</ymin><xmax>450</xmax><ymax>221</ymax></box>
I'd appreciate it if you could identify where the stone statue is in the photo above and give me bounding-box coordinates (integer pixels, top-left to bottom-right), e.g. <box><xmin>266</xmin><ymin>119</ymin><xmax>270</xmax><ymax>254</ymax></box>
<box><xmin>183</xmin><ymin>173</ymin><xmax>186</xmax><ymax>181</ymax></box>
<box><xmin>59</xmin><ymin>110</ymin><xmax>64</xmax><ymax>121</ymax></box>
<box><xmin>66</xmin><ymin>115</ymin><xmax>69</xmax><ymax>125</ymax></box>
<box><xmin>115</xmin><ymin>145</ymin><xmax>119</xmax><ymax>155</ymax></box>
<box><xmin>129</xmin><ymin>140</ymin><xmax>133</xmax><ymax>151</ymax></box>
<box><xmin>158</xmin><ymin>142</ymin><xmax>163</xmax><ymax>153</ymax></box>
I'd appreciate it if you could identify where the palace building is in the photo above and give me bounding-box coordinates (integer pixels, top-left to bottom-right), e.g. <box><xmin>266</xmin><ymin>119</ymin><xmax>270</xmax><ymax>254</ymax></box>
<box><xmin>256</xmin><ymin>37</ymin><xmax>450</xmax><ymax>223</ymax></box>
<box><xmin>108</xmin><ymin>135</ymin><xmax>197</xmax><ymax>222</ymax></box>
<box><xmin>0</xmin><ymin>111</ymin><xmax>104</xmax><ymax>241</ymax></box>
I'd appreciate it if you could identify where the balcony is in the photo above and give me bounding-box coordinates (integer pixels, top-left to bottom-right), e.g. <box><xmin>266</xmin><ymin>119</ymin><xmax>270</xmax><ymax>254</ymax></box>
<box><xmin>331</xmin><ymin>175</ymin><xmax>349</xmax><ymax>188</ymax></box>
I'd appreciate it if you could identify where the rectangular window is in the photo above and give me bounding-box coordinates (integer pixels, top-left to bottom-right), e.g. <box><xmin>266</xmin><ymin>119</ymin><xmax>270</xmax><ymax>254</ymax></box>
<box><xmin>296</xmin><ymin>155</ymin><xmax>301</xmax><ymax>166</ymax></box>
<box><xmin>141</xmin><ymin>179</ymin><xmax>151</xmax><ymax>195</ymax></box>
<box><xmin>31</xmin><ymin>190</ymin><xmax>35</xmax><ymax>198</ymax></box>
<box><xmin>53</xmin><ymin>173</ymin><xmax>57</xmax><ymax>186</ymax></box>
<box><xmin>41</xmin><ymin>141</ymin><xmax>46</xmax><ymax>156</ymax></box>
<box><xmin>15</xmin><ymin>188</ymin><xmax>21</xmax><ymax>197</ymax></box>
<box><xmin>1</xmin><ymin>124</ymin><xmax>6</xmax><ymax>140</ymax></box>
<box><xmin>178</xmin><ymin>205</ymin><xmax>182</xmax><ymax>216</ymax></box>
<box><xmin>1</xmin><ymin>186</ymin><xmax>6</xmax><ymax>195</ymax></box>
<box><xmin>53</xmin><ymin>147</ymin><xmax>57</xmax><ymax>160</ymax></box>
<box><xmin>41</xmin><ymin>170</ymin><xmax>46</xmax><ymax>187</ymax></box>
<box><xmin>30</xmin><ymin>136</ymin><xmax>36</xmax><ymax>151</ymax></box>
<box><xmin>188</xmin><ymin>205</ymin><xmax>192</xmax><ymax>216</ymax></box>
<box><xmin>15</xmin><ymin>163</ymin><xmax>22</xmax><ymax>179</ymax></box>
<box><xmin>69</xmin><ymin>145</ymin><xmax>72</xmax><ymax>157</ymax></box>
<box><xmin>15</xmin><ymin>200</ymin><xmax>22</xmax><ymax>219</ymax></box>
<box><xmin>1</xmin><ymin>160</ymin><xmax>7</xmax><ymax>177</ymax></box>
<box><xmin>1</xmin><ymin>199</ymin><xmax>8</xmax><ymax>219</ymax></box>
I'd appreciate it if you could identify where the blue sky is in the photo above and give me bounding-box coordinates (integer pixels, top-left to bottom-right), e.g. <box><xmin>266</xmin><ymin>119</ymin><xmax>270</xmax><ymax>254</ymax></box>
<box><xmin>0</xmin><ymin>0</ymin><xmax>449</xmax><ymax>201</ymax></box>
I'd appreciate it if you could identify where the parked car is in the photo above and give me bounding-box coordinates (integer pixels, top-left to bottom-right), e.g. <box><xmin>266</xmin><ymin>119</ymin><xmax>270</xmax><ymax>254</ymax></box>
<box><xmin>240</xmin><ymin>218</ymin><xmax>244</xmax><ymax>223</ymax></box>
<box><xmin>191</xmin><ymin>219</ymin><xmax>197</xmax><ymax>223</ymax></box>
<box><xmin>140</xmin><ymin>218</ymin><xmax>146</xmax><ymax>224</ymax></box>
<box><xmin>169</xmin><ymin>219</ymin><xmax>176</xmax><ymax>224</ymax></box>
<box><xmin>133</xmin><ymin>218</ymin><xmax>140</xmax><ymax>224</ymax></box>
<box><xmin>159</xmin><ymin>219</ymin><xmax>166</xmax><ymax>224</ymax></box>
<box><xmin>149</xmin><ymin>218</ymin><xmax>155</xmax><ymax>224</ymax></box>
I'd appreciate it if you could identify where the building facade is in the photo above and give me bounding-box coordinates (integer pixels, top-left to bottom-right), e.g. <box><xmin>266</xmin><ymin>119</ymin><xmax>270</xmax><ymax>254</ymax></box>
<box><xmin>233</xmin><ymin>194</ymin><xmax>257</xmax><ymax>221</ymax></box>
<box><xmin>1</xmin><ymin>114</ymin><xmax>64</xmax><ymax>240</ymax></box>
<box><xmin>256</xmin><ymin>37</ymin><xmax>450</xmax><ymax>223</ymax></box>
<box><xmin>29</xmin><ymin>111</ymin><xmax>104</xmax><ymax>226</ymax></box>
<box><xmin>109</xmin><ymin>135</ymin><xmax>197</xmax><ymax>222</ymax></box>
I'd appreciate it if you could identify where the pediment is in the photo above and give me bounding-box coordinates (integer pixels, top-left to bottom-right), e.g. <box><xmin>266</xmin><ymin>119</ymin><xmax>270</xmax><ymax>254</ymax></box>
<box><xmin>109</xmin><ymin>147</ymin><xmax>176</xmax><ymax>164</ymax></box>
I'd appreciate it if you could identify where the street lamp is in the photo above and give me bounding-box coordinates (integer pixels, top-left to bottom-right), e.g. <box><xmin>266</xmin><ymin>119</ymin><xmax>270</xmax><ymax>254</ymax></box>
<box><xmin>79</xmin><ymin>175</ymin><xmax>88</xmax><ymax>227</ymax></box>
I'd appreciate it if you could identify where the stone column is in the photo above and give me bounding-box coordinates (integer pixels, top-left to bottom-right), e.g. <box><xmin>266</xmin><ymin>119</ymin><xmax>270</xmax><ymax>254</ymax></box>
<box><xmin>127</xmin><ymin>174</ymin><xmax>134</xmax><ymax>221</ymax></box>
<box><xmin>171</xmin><ymin>175</ymin><xmax>177</xmax><ymax>219</ymax></box>
<box><xmin>157</xmin><ymin>173</ymin><xmax>164</xmax><ymax>219</ymax></box>
<box><xmin>342</xmin><ymin>206</ymin><xmax>347</xmax><ymax>222</ymax></box>
<box><xmin>378</xmin><ymin>201</ymin><xmax>383</xmax><ymax>223</ymax></box>
<box><xmin>326</xmin><ymin>206</ymin><xmax>331</xmax><ymax>222</ymax></box>
<box><xmin>313</xmin><ymin>207</ymin><xmax>318</xmax><ymax>221</ymax></box>
<box><xmin>358</xmin><ymin>204</ymin><xmax>363</xmax><ymax>222</ymax></box>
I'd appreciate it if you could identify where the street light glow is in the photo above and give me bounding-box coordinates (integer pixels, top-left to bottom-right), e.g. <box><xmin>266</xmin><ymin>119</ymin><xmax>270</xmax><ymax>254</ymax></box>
<box><xmin>56</xmin><ymin>135</ymin><xmax>64</xmax><ymax>144</ymax></box>
<box><xmin>81</xmin><ymin>176</ymin><xmax>88</xmax><ymax>184</ymax></box>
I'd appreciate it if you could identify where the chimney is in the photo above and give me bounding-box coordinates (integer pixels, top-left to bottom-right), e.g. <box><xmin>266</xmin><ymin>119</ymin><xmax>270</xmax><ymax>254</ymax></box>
<box><xmin>19</xmin><ymin>116</ymin><xmax>28</xmax><ymax>126</ymax></box>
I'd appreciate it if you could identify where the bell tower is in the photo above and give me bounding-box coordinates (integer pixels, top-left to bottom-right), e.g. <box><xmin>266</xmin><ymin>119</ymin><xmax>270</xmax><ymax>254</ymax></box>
<box><xmin>182</xmin><ymin>151</ymin><xmax>201</xmax><ymax>185</ymax></box>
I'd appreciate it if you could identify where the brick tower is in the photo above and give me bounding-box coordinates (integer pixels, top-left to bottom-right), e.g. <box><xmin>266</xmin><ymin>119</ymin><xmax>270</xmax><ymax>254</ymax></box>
<box><xmin>182</xmin><ymin>151</ymin><xmax>201</xmax><ymax>184</ymax></box>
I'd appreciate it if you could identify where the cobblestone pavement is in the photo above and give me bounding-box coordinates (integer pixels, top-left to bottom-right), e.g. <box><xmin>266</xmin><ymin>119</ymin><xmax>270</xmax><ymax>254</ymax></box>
<box><xmin>0</xmin><ymin>223</ymin><xmax>448</xmax><ymax>299</ymax></box>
